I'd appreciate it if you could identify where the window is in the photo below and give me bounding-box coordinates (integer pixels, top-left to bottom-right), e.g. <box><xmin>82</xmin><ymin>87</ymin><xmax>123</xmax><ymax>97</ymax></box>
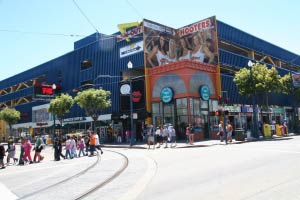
<box><xmin>80</xmin><ymin>80</ymin><xmax>93</xmax><ymax>90</ymax></box>
<box><xmin>81</xmin><ymin>59</ymin><xmax>92</xmax><ymax>70</ymax></box>
<box><xmin>176</xmin><ymin>98</ymin><xmax>187</xmax><ymax>115</ymax></box>
<box><xmin>152</xmin><ymin>102</ymin><xmax>162</xmax><ymax>128</ymax></box>
<box><xmin>190</xmin><ymin>98</ymin><xmax>200</xmax><ymax>116</ymax></box>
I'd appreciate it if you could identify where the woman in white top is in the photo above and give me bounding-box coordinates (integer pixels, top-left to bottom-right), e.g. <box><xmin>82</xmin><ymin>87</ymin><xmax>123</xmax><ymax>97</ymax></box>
<box><xmin>190</xmin><ymin>32</ymin><xmax>214</xmax><ymax>64</ymax></box>
<box><xmin>167</xmin><ymin>39</ymin><xmax>177</xmax><ymax>63</ymax></box>
<box><xmin>147</xmin><ymin>33</ymin><xmax>169</xmax><ymax>67</ymax></box>
<box><xmin>178</xmin><ymin>37</ymin><xmax>191</xmax><ymax>61</ymax></box>
<box><xmin>218</xmin><ymin>121</ymin><xmax>224</xmax><ymax>142</ymax></box>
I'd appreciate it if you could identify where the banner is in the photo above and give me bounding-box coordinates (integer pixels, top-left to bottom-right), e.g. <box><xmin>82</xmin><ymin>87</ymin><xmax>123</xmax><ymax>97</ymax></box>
<box><xmin>143</xmin><ymin>16</ymin><xmax>218</xmax><ymax>68</ymax></box>
<box><xmin>120</xmin><ymin>41</ymin><xmax>143</xmax><ymax>58</ymax></box>
<box><xmin>292</xmin><ymin>73</ymin><xmax>300</xmax><ymax>87</ymax></box>
<box><xmin>144</xmin><ymin>19</ymin><xmax>176</xmax><ymax>67</ymax></box>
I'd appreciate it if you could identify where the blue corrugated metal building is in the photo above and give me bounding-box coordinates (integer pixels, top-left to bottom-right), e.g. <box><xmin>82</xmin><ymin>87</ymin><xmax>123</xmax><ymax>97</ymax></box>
<box><xmin>0</xmin><ymin>17</ymin><xmax>299</xmax><ymax>140</ymax></box>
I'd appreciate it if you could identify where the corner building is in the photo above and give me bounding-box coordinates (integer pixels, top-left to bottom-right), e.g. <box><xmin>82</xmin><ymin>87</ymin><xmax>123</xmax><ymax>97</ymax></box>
<box><xmin>0</xmin><ymin>16</ymin><xmax>299</xmax><ymax>142</ymax></box>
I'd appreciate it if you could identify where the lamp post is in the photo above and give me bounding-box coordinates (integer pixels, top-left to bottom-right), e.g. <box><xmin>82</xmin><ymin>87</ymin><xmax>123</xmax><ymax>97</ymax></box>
<box><xmin>127</xmin><ymin>61</ymin><xmax>134</xmax><ymax>146</ymax></box>
<box><xmin>248</xmin><ymin>60</ymin><xmax>259</xmax><ymax>138</ymax></box>
<box><xmin>290</xmin><ymin>56</ymin><xmax>300</xmax><ymax>134</ymax></box>
<box><xmin>52</xmin><ymin>84</ymin><xmax>56</xmax><ymax>138</ymax></box>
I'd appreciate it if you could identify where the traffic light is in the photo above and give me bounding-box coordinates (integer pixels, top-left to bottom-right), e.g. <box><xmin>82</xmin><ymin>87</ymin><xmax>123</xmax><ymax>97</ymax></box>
<box><xmin>215</xmin><ymin>110</ymin><xmax>222</xmax><ymax>116</ymax></box>
<box><xmin>218</xmin><ymin>95</ymin><xmax>222</xmax><ymax>105</ymax></box>
<box><xmin>209</xmin><ymin>111</ymin><xmax>215</xmax><ymax>116</ymax></box>
<box><xmin>225</xmin><ymin>97</ymin><xmax>230</xmax><ymax>104</ymax></box>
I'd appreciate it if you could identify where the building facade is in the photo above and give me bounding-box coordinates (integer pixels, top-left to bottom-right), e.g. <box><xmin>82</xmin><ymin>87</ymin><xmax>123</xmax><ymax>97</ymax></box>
<box><xmin>0</xmin><ymin>16</ymin><xmax>299</xmax><ymax>142</ymax></box>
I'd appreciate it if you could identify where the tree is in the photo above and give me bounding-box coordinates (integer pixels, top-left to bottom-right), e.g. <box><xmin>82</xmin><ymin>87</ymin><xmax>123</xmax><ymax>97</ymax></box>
<box><xmin>48</xmin><ymin>93</ymin><xmax>74</xmax><ymax>133</ymax></box>
<box><xmin>234</xmin><ymin>62</ymin><xmax>281</xmax><ymax>107</ymax></box>
<box><xmin>280</xmin><ymin>73</ymin><xmax>300</xmax><ymax>106</ymax></box>
<box><xmin>74</xmin><ymin>88</ymin><xmax>111</xmax><ymax>132</ymax></box>
<box><xmin>233</xmin><ymin>68</ymin><xmax>252</xmax><ymax>98</ymax></box>
<box><xmin>0</xmin><ymin>107</ymin><xmax>21</xmax><ymax>137</ymax></box>
<box><xmin>280</xmin><ymin>73</ymin><xmax>292</xmax><ymax>94</ymax></box>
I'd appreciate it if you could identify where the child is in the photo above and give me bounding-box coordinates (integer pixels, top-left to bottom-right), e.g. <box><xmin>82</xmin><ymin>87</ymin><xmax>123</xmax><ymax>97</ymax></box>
<box><xmin>6</xmin><ymin>140</ymin><xmax>18</xmax><ymax>165</ymax></box>
<box><xmin>77</xmin><ymin>136</ymin><xmax>85</xmax><ymax>157</ymax></box>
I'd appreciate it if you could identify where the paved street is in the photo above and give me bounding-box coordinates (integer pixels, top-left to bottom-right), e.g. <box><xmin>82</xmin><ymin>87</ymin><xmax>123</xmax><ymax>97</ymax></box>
<box><xmin>1</xmin><ymin>136</ymin><xmax>300</xmax><ymax>200</ymax></box>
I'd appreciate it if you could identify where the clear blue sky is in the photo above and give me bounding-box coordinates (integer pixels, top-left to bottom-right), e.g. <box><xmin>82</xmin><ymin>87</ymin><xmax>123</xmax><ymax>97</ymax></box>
<box><xmin>0</xmin><ymin>0</ymin><xmax>299</xmax><ymax>81</ymax></box>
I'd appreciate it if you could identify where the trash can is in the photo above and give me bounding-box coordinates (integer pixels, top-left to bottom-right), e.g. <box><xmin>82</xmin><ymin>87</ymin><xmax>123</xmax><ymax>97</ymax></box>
<box><xmin>263</xmin><ymin>124</ymin><xmax>271</xmax><ymax>138</ymax></box>
<box><xmin>276</xmin><ymin>124</ymin><xmax>281</xmax><ymax>136</ymax></box>
<box><xmin>234</xmin><ymin>128</ymin><xmax>245</xmax><ymax>141</ymax></box>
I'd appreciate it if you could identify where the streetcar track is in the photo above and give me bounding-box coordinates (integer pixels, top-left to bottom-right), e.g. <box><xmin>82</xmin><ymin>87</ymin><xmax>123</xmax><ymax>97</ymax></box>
<box><xmin>18</xmin><ymin>149</ymin><xmax>129</xmax><ymax>200</ymax></box>
<box><xmin>18</xmin><ymin>154</ymin><xmax>101</xmax><ymax>200</ymax></box>
<box><xmin>73</xmin><ymin>149</ymin><xmax>129</xmax><ymax>200</ymax></box>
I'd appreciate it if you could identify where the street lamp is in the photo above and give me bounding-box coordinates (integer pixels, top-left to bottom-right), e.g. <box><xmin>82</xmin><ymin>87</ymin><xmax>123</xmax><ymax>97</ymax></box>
<box><xmin>290</xmin><ymin>56</ymin><xmax>300</xmax><ymax>133</ymax></box>
<box><xmin>52</xmin><ymin>84</ymin><xmax>56</xmax><ymax>138</ymax></box>
<box><xmin>128</xmin><ymin>61</ymin><xmax>134</xmax><ymax>146</ymax></box>
<box><xmin>248</xmin><ymin>60</ymin><xmax>259</xmax><ymax>138</ymax></box>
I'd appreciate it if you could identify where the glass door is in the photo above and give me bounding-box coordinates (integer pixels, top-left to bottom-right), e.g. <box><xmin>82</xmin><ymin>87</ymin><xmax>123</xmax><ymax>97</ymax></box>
<box><xmin>163</xmin><ymin>103</ymin><xmax>175</xmax><ymax>126</ymax></box>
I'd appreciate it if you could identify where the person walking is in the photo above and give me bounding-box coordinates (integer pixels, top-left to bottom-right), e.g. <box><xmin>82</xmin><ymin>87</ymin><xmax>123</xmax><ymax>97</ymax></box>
<box><xmin>77</xmin><ymin>136</ymin><xmax>85</xmax><ymax>157</ymax></box>
<box><xmin>189</xmin><ymin>124</ymin><xmax>195</xmax><ymax>145</ymax></box>
<box><xmin>33</xmin><ymin>134</ymin><xmax>45</xmax><ymax>163</ymax></box>
<box><xmin>162</xmin><ymin>125</ymin><xmax>170</xmax><ymax>148</ymax></box>
<box><xmin>155</xmin><ymin>126</ymin><xmax>162</xmax><ymax>148</ymax></box>
<box><xmin>64</xmin><ymin>136</ymin><xmax>72</xmax><ymax>159</ymax></box>
<box><xmin>18</xmin><ymin>137</ymin><xmax>25</xmax><ymax>165</ymax></box>
<box><xmin>94</xmin><ymin>132</ymin><xmax>103</xmax><ymax>155</ymax></box>
<box><xmin>169</xmin><ymin>125</ymin><xmax>176</xmax><ymax>148</ymax></box>
<box><xmin>147</xmin><ymin>124</ymin><xmax>155</xmax><ymax>150</ymax></box>
<box><xmin>70</xmin><ymin>136</ymin><xmax>77</xmax><ymax>158</ymax></box>
<box><xmin>185</xmin><ymin>126</ymin><xmax>191</xmax><ymax>144</ymax></box>
<box><xmin>0</xmin><ymin>143</ymin><xmax>6</xmax><ymax>169</ymax></box>
<box><xmin>84</xmin><ymin>135</ymin><xmax>90</xmax><ymax>156</ymax></box>
<box><xmin>218</xmin><ymin>121</ymin><xmax>225</xmax><ymax>142</ymax></box>
<box><xmin>226</xmin><ymin>122</ymin><xmax>233</xmax><ymax>143</ymax></box>
<box><xmin>53</xmin><ymin>137</ymin><xmax>65</xmax><ymax>161</ymax></box>
<box><xmin>125</xmin><ymin>129</ymin><xmax>130</xmax><ymax>143</ymax></box>
<box><xmin>6</xmin><ymin>140</ymin><xmax>18</xmax><ymax>165</ymax></box>
<box><xmin>89</xmin><ymin>132</ymin><xmax>98</xmax><ymax>156</ymax></box>
<box><xmin>22</xmin><ymin>138</ymin><xmax>33</xmax><ymax>164</ymax></box>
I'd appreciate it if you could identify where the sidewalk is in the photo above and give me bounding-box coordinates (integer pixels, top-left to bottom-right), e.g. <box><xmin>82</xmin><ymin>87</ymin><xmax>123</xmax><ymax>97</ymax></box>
<box><xmin>102</xmin><ymin>139</ymin><xmax>245</xmax><ymax>149</ymax></box>
<box><xmin>102</xmin><ymin>133</ymin><xmax>299</xmax><ymax>149</ymax></box>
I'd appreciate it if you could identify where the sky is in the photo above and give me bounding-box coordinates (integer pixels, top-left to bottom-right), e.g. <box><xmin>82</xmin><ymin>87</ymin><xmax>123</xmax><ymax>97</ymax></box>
<box><xmin>0</xmin><ymin>0</ymin><xmax>299</xmax><ymax>81</ymax></box>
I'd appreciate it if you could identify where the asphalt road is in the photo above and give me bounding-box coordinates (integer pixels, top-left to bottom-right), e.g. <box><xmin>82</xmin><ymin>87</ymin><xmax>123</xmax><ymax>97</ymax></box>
<box><xmin>1</xmin><ymin>136</ymin><xmax>300</xmax><ymax>200</ymax></box>
<box><xmin>133</xmin><ymin>137</ymin><xmax>300</xmax><ymax>200</ymax></box>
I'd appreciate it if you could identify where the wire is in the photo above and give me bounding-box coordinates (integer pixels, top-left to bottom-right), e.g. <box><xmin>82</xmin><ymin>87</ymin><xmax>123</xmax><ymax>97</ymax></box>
<box><xmin>0</xmin><ymin>29</ymin><xmax>85</xmax><ymax>37</ymax></box>
<box><xmin>72</xmin><ymin>0</ymin><xmax>99</xmax><ymax>33</ymax></box>
<box><xmin>125</xmin><ymin>0</ymin><xmax>143</xmax><ymax>19</ymax></box>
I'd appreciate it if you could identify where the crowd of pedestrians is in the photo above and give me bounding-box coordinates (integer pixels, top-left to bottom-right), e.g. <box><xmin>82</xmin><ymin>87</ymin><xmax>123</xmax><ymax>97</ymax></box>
<box><xmin>0</xmin><ymin>131</ymin><xmax>104</xmax><ymax>170</ymax></box>
<box><xmin>0</xmin><ymin>134</ymin><xmax>46</xmax><ymax>169</ymax></box>
<box><xmin>145</xmin><ymin>123</ymin><xmax>177</xmax><ymax>150</ymax></box>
